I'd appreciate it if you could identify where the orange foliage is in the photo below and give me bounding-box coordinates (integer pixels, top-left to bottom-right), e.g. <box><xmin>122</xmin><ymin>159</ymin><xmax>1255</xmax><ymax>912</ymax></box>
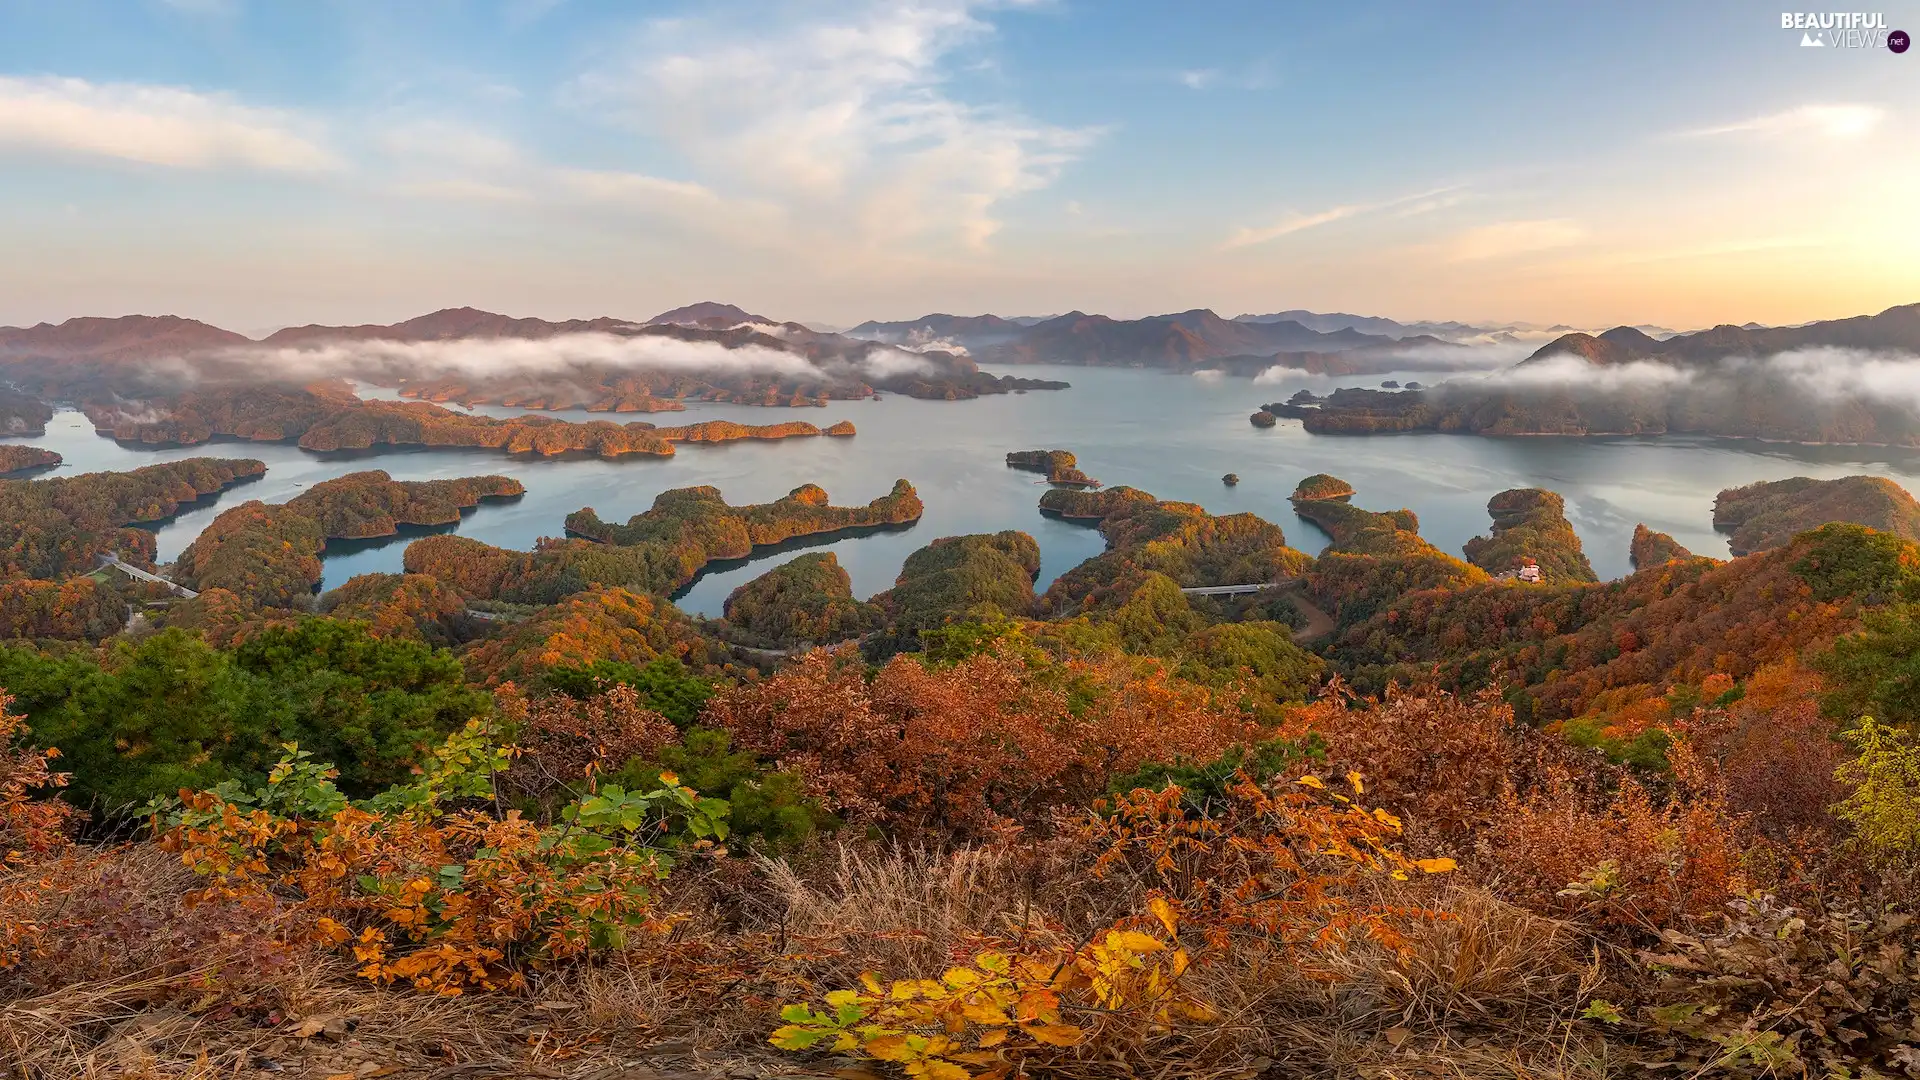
<box><xmin>495</xmin><ymin>683</ymin><xmax>679</xmax><ymax>808</ymax></box>
<box><xmin>1293</xmin><ymin>685</ymin><xmax>1529</xmax><ymax>850</ymax></box>
<box><xmin>707</xmin><ymin>648</ymin><xmax>1256</xmax><ymax>838</ymax></box>
<box><xmin>1489</xmin><ymin>762</ymin><xmax>1745</xmax><ymax>930</ymax></box>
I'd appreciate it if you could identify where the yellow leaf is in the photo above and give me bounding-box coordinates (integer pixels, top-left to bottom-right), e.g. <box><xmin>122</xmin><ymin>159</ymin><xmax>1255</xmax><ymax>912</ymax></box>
<box><xmin>1414</xmin><ymin>858</ymin><xmax>1458</xmax><ymax>874</ymax></box>
<box><xmin>1023</xmin><ymin>1023</ymin><xmax>1086</xmax><ymax>1047</ymax></box>
<box><xmin>943</xmin><ymin>966</ymin><xmax>982</xmax><ymax>987</ymax></box>
<box><xmin>861</xmin><ymin>972</ymin><xmax>885</xmax><ymax>995</ymax></box>
<box><xmin>1148</xmin><ymin>896</ymin><xmax>1178</xmax><ymax>937</ymax></box>
<box><xmin>1103</xmin><ymin>929</ymin><xmax>1166</xmax><ymax>954</ymax></box>
<box><xmin>960</xmin><ymin>1002</ymin><xmax>1012</xmax><ymax>1026</ymax></box>
<box><xmin>1346</xmin><ymin>770</ymin><xmax>1365</xmax><ymax>794</ymax></box>
<box><xmin>977</xmin><ymin>1028</ymin><xmax>1009</xmax><ymax>1048</ymax></box>
<box><xmin>1296</xmin><ymin>775</ymin><xmax>1325</xmax><ymax>790</ymax></box>
<box><xmin>864</xmin><ymin>1034</ymin><xmax>917</xmax><ymax>1062</ymax></box>
<box><xmin>909</xmin><ymin>1062</ymin><xmax>971</xmax><ymax>1080</ymax></box>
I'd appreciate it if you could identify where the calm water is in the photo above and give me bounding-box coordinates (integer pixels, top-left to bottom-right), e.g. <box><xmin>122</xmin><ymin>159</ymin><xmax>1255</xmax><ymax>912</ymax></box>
<box><xmin>19</xmin><ymin>366</ymin><xmax>1920</xmax><ymax>616</ymax></box>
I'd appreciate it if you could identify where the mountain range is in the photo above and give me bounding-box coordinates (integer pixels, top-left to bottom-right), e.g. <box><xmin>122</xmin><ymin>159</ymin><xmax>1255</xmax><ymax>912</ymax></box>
<box><xmin>1274</xmin><ymin>303</ymin><xmax>1920</xmax><ymax>445</ymax></box>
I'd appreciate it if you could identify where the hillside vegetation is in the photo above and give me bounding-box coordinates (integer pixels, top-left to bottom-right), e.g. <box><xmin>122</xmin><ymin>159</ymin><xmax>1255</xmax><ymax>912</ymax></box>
<box><xmin>7</xmin><ymin>461</ymin><xmax>1920</xmax><ymax>1078</ymax></box>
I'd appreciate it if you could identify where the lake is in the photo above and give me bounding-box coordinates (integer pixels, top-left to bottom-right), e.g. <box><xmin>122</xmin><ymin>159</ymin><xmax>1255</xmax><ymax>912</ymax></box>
<box><xmin>21</xmin><ymin>365</ymin><xmax>1920</xmax><ymax>616</ymax></box>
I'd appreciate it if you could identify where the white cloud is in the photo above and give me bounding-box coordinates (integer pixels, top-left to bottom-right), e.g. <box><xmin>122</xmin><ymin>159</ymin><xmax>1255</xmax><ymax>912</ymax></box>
<box><xmin>196</xmin><ymin>330</ymin><xmax>935</xmax><ymax>385</ymax></box>
<box><xmin>1179</xmin><ymin>69</ymin><xmax>1218</xmax><ymax>90</ymax></box>
<box><xmin>1678</xmin><ymin>103</ymin><xmax>1886</xmax><ymax>141</ymax></box>
<box><xmin>0</xmin><ymin>75</ymin><xmax>335</xmax><ymax>171</ymax></box>
<box><xmin>568</xmin><ymin>0</ymin><xmax>1092</xmax><ymax>252</ymax></box>
<box><xmin>376</xmin><ymin>120</ymin><xmax>520</xmax><ymax>171</ymax></box>
<box><xmin>1224</xmin><ymin>185</ymin><xmax>1463</xmax><ymax>249</ymax></box>
<box><xmin>1446</xmin><ymin>218</ymin><xmax>1587</xmax><ymax>261</ymax></box>
<box><xmin>393</xmin><ymin>178</ymin><xmax>532</xmax><ymax>203</ymax></box>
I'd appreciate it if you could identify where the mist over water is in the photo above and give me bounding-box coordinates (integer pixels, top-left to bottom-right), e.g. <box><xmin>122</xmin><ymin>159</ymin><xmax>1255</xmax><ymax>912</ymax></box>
<box><xmin>25</xmin><ymin>365</ymin><xmax>1920</xmax><ymax>616</ymax></box>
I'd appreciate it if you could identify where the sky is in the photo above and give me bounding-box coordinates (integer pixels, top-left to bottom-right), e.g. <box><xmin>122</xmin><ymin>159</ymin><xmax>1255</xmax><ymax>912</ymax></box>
<box><xmin>0</xmin><ymin>0</ymin><xmax>1915</xmax><ymax>334</ymax></box>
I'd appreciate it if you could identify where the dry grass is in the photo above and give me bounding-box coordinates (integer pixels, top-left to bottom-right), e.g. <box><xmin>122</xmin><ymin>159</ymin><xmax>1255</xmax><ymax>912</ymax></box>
<box><xmin>757</xmin><ymin>840</ymin><xmax>1036</xmax><ymax>980</ymax></box>
<box><xmin>3</xmin><ymin>836</ymin><xmax>1630</xmax><ymax>1079</ymax></box>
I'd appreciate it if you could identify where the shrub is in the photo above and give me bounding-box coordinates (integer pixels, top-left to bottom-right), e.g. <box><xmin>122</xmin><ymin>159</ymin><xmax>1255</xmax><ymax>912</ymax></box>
<box><xmin>3</xmin><ymin>621</ymin><xmax>488</xmax><ymax>810</ymax></box>
<box><xmin>536</xmin><ymin>655</ymin><xmax>715</xmax><ymax>728</ymax></box>
<box><xmin>1832</xmin><ymin>717</ymin><xmax>1920</xmax><ymax>870</ymax></box>
<box><xmin>154</xmin><ymin>722</ymin><xmax>726</xmax><ymax>996</ymax></box>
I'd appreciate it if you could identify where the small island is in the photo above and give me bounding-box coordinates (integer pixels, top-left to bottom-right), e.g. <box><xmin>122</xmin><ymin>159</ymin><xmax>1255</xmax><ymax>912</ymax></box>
<box><xmin>1222</xmin><ymin>473</ymin><xmax>1239</xmax><ymax>486</ymax></box>
<box><xmin>1290</xmin><ymin>473</ymin><xmax>1355</xmax><ymax>502</ymax></box>
<box><xmin>1006</xmin><ymin>448</ymin><xmax>1101</xmax><ymax>488</ymax></box>
<box><xmin>0</xmin><ymin>445</ymin><xmax>61</xmax><ymax>474</ymax></box>
<box><xmin>1250</xmin><ymin>410</ymin><xmax>1277</xmax><ymax>428</ymax></box>
<box><xmin>1462</xmin><ymin>488</ymin><xmax>1597</xmax><ymax>585</ymax></box>
<box><xmin>1629</xmin><ymin>523</ymin><xmax>1700</xmax><ymax>569</ymax></box>
<box><xmin>1712</xmin><ymin>475</ymin><xmax>1920</xmax><ymax>556</ymax></box>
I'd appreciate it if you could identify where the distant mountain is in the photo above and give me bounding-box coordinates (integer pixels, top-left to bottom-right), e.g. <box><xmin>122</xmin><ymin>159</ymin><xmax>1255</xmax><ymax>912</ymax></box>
<box><xmin>972</xmin><ymin>309</ymin><xmax>1401</xmax><ymax>368</ymax></box>
<box><xmin>1522</xmin><ymin>303</ymin><xmax>1920</xmax><ymax>368</ymax></box>
<box><xmin>1287</xmin><ymin>302</ymin><xmax>1920</xmax><ymax>446</ymax></box>
<box><xmin>845</xmin><ymin>313</ymin><xmax>1033</xmax><ymax>351</ymax></box>
<box><xmin>1233</xmin><ymin>309</ymin><xmax>1505</xmax><ymax>341</ymax></box>
<box><xmin>0</xmin><ymin>305</ymin><xmax>1068</xmax><ymax>411</ymax></box>
<box><xmin>264</xmin><ymin>307</ymin><xmax>633</xmax><ymax>346</ymax></box>
<box><xmin>646</xmin><ymin>302</ymin><xmax>775</xmax><ymax>328</ymax></box>
<box><xmin>0</xmin><ymin>314</ymin><xmax>249</xmax><ymax>361</ymax></box>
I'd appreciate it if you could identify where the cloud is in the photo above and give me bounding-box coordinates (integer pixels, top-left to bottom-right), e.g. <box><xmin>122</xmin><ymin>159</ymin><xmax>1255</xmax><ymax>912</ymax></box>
<box><xmin>0</xmin><ymin>75</ymin><xmax>335</xmax><ymax>171</ymax></box>
<box><xmin>1445</xmin><ymin>219</ymin><xmax>1586</xmax><ymax>261</ymax></box>
<box><xmin>1677</xmin><ymin>103</ymin><xmax>1885</xmax><ymax>141</ymax></box>
<box><xmin>192</xmin><ymin>330</ymin><xmax>936</xmax><ymax>388</ymax></box>
<box><xmin>1764</xmin><ymin>347</ymin><xmax>1920</xmax><ymax>411</ymax></box>
<box><xmin>392</xmin><ymin>178</ymin><xmax>532</xmax><ymax>203</ymax></box>
<box><xmin>1466</xmin><ymin>353</ymin><xmax>1697</xmax><ymax>393</ymax></box>
<box><xmin>1178</xmin><ymin>69</ymin><xmax>1217</xmax><ymax>90</ymax></box>
<box><xmin>568</xmin><ymin>0</ymin><xmax>1092</xmax><ymax>252</ymax></box>
<box><xmin>1224</xmin><ymin>205</ymin><xmax>1363</xmax><ymax>248</ymax></box>
<box><xmin>376</xmin><ymin>120</ymin><xmax>520</xmax><ymax>172</ymax></box>
<box><xmin>557</xmin><ymin>168</ymin><xmax>722</xmax><ymax>208</ymax></box>
<box><xmin>1434</xmin><ymin>347</ymin><xmax>1920</xmax><ymax>414</ymax></box>
<box><xmin>1224</xmin><ymin>185</ymin><xmax>1463</xmax><ymax>249</ymax></box>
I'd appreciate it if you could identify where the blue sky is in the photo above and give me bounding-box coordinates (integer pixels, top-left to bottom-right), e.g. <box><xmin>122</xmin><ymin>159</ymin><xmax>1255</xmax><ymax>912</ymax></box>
<box><xmin>0</xmin><ymin>0</ymin><xmax>1914</xmax><ymax>332</ymax></box>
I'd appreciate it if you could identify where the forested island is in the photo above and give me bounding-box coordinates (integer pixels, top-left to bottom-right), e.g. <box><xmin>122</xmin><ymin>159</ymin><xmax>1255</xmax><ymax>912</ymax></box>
<box><xmin>82</xmin><ymin>386</ymin><xmax>859</xmax><ymax>459</ymax></box>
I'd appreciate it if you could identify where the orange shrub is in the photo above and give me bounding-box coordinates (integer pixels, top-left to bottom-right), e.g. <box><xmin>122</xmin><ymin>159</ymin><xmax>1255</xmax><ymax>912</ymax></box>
<box><xmin>1489</xmin><ymin>765</ymin><xmax>1744</xmax><ymax>931</ymax></box>
<box><xmin>707</xmin><ymin>647</ymin><xmax>1255</xmax><ymax>838</ymax></box>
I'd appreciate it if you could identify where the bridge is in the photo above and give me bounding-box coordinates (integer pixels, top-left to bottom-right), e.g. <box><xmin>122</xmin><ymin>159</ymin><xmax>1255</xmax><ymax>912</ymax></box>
<box><xmin>98</xmin><ymin>554</ymin><xmax>198</xmax><ymax>599</ymax></box>
<box><xmin>1178</xmin><ymin>577</ymin><xmax>1303</xmax><ymax>597</ymax></box>
<box><xmin>1177</xmin><ymin>577</ymin><xmax>1333</xmax><ymax>642</ymax></box>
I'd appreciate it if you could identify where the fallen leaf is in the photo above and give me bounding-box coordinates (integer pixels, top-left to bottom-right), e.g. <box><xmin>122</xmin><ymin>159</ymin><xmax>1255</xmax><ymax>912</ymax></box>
<box><xmin>289</xmin><ymin>1015</ymin><xmax>343</xmax><ymax>1039</ymax></box>
<box><xmin>1384</xmin><ymin>1025</ymin><xmax>1411</xmax><ymax>1047</ymax></box>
